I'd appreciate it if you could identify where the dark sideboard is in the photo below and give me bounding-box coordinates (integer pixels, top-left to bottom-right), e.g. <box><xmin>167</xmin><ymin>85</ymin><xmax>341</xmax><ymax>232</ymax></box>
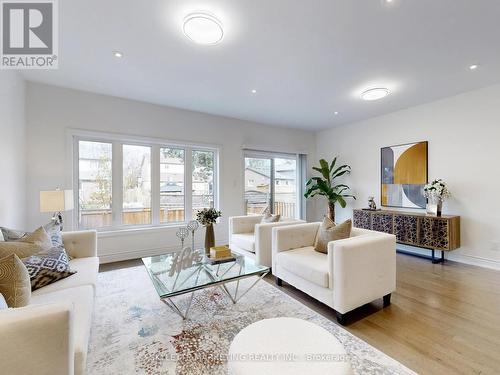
<box><xmin>353</xmin><ymin>209</ymin><xmax>460</xmax><ymax>263</ymax></box>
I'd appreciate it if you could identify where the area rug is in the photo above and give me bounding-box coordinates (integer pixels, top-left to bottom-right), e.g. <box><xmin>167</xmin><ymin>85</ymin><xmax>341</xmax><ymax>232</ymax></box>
<box><xmin>87</xmin><ymin>265</ymin><xmax>416</xmax><ymax>375</ymax></box>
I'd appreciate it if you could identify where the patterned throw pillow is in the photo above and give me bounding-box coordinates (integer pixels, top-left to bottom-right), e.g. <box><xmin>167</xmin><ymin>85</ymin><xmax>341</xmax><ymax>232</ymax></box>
<box><xmin>22</xmin><ymin>247</ymin><xmax>76</xmax><ymax>291</ymax></box>
<box><xmin>314</xmin><ymin>217</ymin><xmax>352</xmax><ymax>254</ymax></box>
<box><xmin>0</xmin><ymin>227</ymin><xmax>53</xmax><ymax>259</ymax></box>
<box><xmin>0</xmin><ymin>254</ymin><xmax>31</xmax><ymax>308</ymax></box>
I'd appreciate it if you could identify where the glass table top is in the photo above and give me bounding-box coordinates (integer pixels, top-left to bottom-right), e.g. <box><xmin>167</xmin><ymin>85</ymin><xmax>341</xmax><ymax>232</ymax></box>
<box><xmin>142</xmin><ymin>248</ymin><xmax>270</xmax><ymax>299</ymax></box>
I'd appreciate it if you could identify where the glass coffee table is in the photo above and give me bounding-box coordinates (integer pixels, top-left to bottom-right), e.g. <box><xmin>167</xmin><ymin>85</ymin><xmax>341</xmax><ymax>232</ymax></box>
<box><xmin>142</xmin><ymin>248</ymin><xmax>270</xmax><ymax>319</ymax></box>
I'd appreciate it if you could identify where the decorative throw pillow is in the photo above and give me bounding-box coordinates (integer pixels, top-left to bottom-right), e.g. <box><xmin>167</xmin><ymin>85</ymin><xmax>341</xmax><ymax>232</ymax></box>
<box><xmin>314</xmin><ymin>218</ymin><xmax>352</xmax><ymax>254</ymax></box>
<box><xmin>2</xmin><ymin>222</ymin><xmax>63</xmax><ymax>247</ymax></box>
<box><xmin>22</xmin><ymin>247</ymin><xmax>76</xmax><ymax>291</ymax></box>
<box><xmin>0</xmin><ymin>227</ymin><xmax>53</xmax><ymax>259</ymax></box>
<box><xmin>0</xmin><ymin>254</ymin><xmax>31</xmax><ymax>307</ymax></box>
<box><xmin>261</xmin><ymin>211</ymin><xmax>281</xmax><ymax>223</ymax></box>
<box><xmin>0</xmin><ymin>227</ymin><xmax>27</xmax><ymax>241</ymax></box>
<box><xmin>0</xmin><ymin>231</ymin><xmax>4</xmax><ymax>242</ymax></box>
<box><xmin>0</xmin><ymin>293</ymin><xmax>7</xmax><ymax>309</ymax></box>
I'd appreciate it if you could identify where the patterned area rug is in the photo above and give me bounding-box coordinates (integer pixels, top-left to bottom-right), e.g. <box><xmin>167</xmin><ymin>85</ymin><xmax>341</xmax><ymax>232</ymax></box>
<box><xmin>87</xmin><ymin>265</ymin><xmax>416</xmax><ymax>375</ymax></box>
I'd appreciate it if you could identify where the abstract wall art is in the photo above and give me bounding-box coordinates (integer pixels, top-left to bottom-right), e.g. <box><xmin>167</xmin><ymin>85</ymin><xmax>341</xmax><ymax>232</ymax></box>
<box><xmin>381</xmin><ymin>141</ymin><xmax>428</xmax><ymax>209</ymax></box>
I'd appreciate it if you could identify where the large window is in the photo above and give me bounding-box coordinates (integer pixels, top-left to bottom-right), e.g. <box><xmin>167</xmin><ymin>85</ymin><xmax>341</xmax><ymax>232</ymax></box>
<box><xmin>244</xmin><ymin>151</ymin><xmax>304</xmax><ymax>219</ymax></box>
<box><xmin>75</xmin><ymin>135</ymin><xmax>218</xmax><ymax>230</ymax></box>
<box><xmin>160</xmin><ymin>147</ymin><xmax>185</xmax><ymax>223</ymax></box>
<box><xmin>123</xmin><ymin>145</ymin><xmax>151</xmax><ymax>225</ymax></box>
<box><xmin>192</xmin><ymin>150</ymin><xmax>215</xmax><ymax>216</ymax></box>
<box><xmin>78</xmin><ymin>141</ymin><xmax>112</xmax><ymax>229</ymax></box>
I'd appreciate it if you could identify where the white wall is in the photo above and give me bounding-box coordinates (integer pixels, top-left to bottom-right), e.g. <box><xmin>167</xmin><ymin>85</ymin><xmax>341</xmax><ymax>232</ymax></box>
<box><xmin>316</xmin><ymin>84</ymin><xmax>500</xmax><ymax>269</ymax></box>
<box><xmin>0</xmin><ymin>72</ymin><xmax>26</xmax><ymax>229</ymax></box>
<box><xmin>26</xmin><ymin>82</ymin><xmax>316</xmax><ymax>262</ymax></box>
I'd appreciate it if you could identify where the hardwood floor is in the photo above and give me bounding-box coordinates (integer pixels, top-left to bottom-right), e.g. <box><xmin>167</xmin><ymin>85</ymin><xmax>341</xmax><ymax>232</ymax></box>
<box><xmin>100</xmin><ymin>254</ymin><xmax>500</xmax><ymax>374</ymax></box>
<box><xmin>265</xmin><ymin>254</ymin><xmax>500</xmax><ymax>375</ymax></box>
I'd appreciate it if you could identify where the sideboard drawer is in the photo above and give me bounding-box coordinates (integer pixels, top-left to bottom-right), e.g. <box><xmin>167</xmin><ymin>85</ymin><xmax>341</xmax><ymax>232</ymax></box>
<box><xmin>372</xmin><ymin>213</ymin><xmax>394</xmax><ymax>234</ymax></box>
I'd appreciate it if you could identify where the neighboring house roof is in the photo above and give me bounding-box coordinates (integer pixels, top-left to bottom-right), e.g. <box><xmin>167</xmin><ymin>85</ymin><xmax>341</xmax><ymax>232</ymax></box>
<box><xmin>246</xmin><ymin>166</ymin><xmax>295</xmax><ymax>181</ymax></box>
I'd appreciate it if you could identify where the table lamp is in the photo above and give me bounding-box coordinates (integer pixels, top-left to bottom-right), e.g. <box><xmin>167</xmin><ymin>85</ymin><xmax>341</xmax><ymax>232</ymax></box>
<box><xmin>40</xmin><ymin>189</ymin><xmax>74</xmax><ymax>230</ymax></box>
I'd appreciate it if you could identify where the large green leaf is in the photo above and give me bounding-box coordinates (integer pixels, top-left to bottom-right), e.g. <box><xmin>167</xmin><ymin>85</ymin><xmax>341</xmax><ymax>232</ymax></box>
<box><xmin>337</xmin><ymin>196</ymin><xmax>347</xmax><ymax>208</ymax></box>
<box><xmin>329</xmin><ymin>157</ymin><xmax>337</xmax><ymax>171</ymax></box>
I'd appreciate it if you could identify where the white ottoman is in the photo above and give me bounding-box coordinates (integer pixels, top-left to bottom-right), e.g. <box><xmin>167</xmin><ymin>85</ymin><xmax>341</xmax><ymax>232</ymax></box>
<box><xmin>228</xmin><ymin>317</ymin><xmax>353</xmax><ymax>375</ymax></box>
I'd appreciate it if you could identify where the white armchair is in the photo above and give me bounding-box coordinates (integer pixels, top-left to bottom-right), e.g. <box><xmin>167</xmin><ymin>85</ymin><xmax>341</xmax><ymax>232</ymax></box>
<box><xmin>272</xmin><ymin>223</ymin><xmax>396</xmax><ymax>324</ymax></box>
<box><xmin>229</xmin><ymin>215</ymin><xmax>304</xmax><ymax>267</ymax></box>
<box><xmin>0</xmin><ymin>230</ymin><xmax>98</xmax><ymax>375</ymax></box>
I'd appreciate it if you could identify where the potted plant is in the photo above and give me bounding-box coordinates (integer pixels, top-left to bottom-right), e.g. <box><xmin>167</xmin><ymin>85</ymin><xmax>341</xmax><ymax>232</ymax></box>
<box><xmin>423</xmin><ymin>179</ymin><xmax>451</xmax><ymax>217</ymax></box>
<box><xmin>304</xmin><ymin>157</ymin><xmax>356</xmax><ymax>221</ymax></box>
<box><xmin>196</xmin><ymin>208</ymin><xmax>222</xmax><ymax>255</ymax></box>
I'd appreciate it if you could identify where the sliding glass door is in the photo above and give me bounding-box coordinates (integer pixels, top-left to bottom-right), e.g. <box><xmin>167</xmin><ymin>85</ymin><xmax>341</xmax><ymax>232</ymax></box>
<box><xmin>274</xmin><ymin>157</ymin><xmax>297</xmax><ymax>219</ymax></box>
<box><xmin>244</xmin><ymin>152</ymin><xmax>302</xmax><ymax>219</ymax></box>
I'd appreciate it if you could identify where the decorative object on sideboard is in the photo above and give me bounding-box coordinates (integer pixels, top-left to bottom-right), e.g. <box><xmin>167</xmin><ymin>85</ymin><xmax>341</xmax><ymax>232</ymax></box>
<box><xmin>175</xmin><ymin>227</ymin><xmax>189</xmax><ymax>248</ymax></box>
<box><xmin>368</xmin><ymin>196</ymin><xmax>377</xmax><ymax>210</ymax></box>
<box><xmin>39</xmin><ymin>189</ymin><xmax>74</xmax><ymax>230</ymax></box>
<box><xmin>186</xmin><ymin>220</ymin><xmax>199</xmax><ymax>250</ymax></box>
<box><xmin>304</xmin><ymin>157</ymin><xmax>356</xmax><ymax>221</ymax></box>
<box><xmin>381</xmin><ymin>141</ymin><xmax>428</xmax><ymax>209</ymax></box>
<box><xmin>196</xmin><ymin>208</ymin><xmax>222</xmax><ymax>255</ymax></box>
<box><xmin>424</xmin><ymin>179</ymin><xmax>452</xmax><ymax>217</ymax></box>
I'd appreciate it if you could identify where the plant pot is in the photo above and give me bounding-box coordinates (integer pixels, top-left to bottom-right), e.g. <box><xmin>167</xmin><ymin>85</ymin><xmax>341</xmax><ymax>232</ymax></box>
<box><xmin>204</xmin><ymin>224</ymin><xmax>215</xmax><ymax>255</ymax></box>
<box><xmin>426</xmin><ymin>197</ymin><xmax>443</xmax><ymax>217</ymax></box>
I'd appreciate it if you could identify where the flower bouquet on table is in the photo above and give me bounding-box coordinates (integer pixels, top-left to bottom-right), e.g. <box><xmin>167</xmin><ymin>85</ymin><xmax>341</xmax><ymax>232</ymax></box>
<box><xmin>196</xmin><ymin>208</ymin><xmax>222</xmax><ymax>255</ymax></box>
<box><xmin>423</xmin><ymin>179</ymin><xmax>451</xmax><ymax>216</ymax></box>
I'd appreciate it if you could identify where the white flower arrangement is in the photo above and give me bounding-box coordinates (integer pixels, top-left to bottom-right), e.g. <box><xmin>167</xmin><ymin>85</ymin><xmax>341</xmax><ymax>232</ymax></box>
<box><xmin>423</xmin><ymin>179</ymin><xmax>451</xmax><ymax>200</ymax></box>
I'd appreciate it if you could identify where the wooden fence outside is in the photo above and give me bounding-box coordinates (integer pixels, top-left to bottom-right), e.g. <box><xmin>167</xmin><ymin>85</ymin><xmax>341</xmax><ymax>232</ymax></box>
<box><xmin>81</xmin><ymin>201</ymin><xmax>296</xmax><ymax>228</ymax></box>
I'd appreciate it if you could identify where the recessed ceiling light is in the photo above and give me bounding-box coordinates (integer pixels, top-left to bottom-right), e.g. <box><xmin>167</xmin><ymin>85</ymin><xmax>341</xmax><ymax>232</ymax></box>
<box><xmin>251</xmin><ymin>89</ymin><xmax>257</xmax><ymax>94</ymax></box>
<box><xmin>469</xmin><ymin>64</ymin><xmax>479</xmax><ymax>70</ymax></box>
<box><xmin>361</xmin><ymin>87</ymin><xmax>390</xmax><ymax>101</ymax></box>
<box><xmin>113</xmin><ymin>51</ymin><xmax>123</xmax><ymax>58</ymax></box>
<box><xmin>183</xmin><ymin>12</ymin><xmax>224</xmax><ymax>45</ymax></box>
<box><xmin>334</xmin><ymin>111</ymin><xmax>339</xmax><ymax>115</ymax></box>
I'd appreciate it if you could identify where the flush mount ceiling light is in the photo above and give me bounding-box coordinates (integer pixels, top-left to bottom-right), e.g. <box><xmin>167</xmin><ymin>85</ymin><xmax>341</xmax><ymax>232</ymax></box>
<box><xmin>113</xmin><ymin>51</ymin><xmax>123</xmax><ymax>58</ymax></box>
<box><xmin>251</xmin><ymin>89</ymin><xmax>257</xmax><ymax>94</ymax></box>
<box><xmin>469</xmin><ymin>64</ymin><xmax>480</xmax><ymax>70</ymax></box>
<box><xmin>361</xmin><ymin>87</ymin><xmax>390</xmax><ymax>101</ymax></box>
<box><xmin>333</xmin><ymin>111</ymin><xmax>339</xmax><ymax>115</ymax></box>
<box><xmin>183</xmin><ymin>12</ymin><xmax>224</xmax><ymax>45</ymax></box>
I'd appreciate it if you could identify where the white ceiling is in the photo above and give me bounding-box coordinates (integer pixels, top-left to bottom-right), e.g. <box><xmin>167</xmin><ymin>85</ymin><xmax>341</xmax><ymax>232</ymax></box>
<box><xmin>22</xmin><ymin>0</ymin><xmax>500</xmax><ymax>130</ymax></box>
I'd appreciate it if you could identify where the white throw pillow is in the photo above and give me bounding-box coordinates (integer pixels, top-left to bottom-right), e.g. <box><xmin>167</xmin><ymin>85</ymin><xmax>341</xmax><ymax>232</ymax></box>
<box><xmin>0</xmin><ymin>231</ymin><xmax>4</xmax><ymax>242</ymax></box>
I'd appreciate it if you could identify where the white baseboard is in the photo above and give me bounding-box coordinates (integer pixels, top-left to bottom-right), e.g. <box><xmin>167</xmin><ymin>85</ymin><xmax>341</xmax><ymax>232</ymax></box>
<box><xmin>447</xmin><ymin>253</ymin><xmax>500</xmax><ymax>271</ymax></box>
<box><xmin>99</xmin><ymin>238</ymin><xmax>229</xmax><ymax>264</ymax></box>
<box><xmin>397</xmin><ymin>244</ymin><xmax>500</xmax><ymax>271</ymax></box>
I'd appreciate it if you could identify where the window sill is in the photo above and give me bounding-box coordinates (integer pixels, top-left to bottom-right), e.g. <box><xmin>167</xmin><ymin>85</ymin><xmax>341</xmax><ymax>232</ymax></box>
<box><xmin>94</xmin><ymin>223</ymin><xmax>190</xmax><ymax>238</ymax></box>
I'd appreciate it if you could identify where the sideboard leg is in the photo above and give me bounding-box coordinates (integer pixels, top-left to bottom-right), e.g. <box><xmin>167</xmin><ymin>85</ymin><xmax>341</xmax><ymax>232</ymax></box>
<box><xmin>431</xmin><ymin>249</ymin><xmax>445</xmax><ymax>264</ymax></box>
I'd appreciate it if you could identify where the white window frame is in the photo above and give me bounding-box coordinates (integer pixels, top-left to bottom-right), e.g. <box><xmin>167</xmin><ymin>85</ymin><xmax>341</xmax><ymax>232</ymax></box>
<box><xmin>243</xmin><ymin>149</ymin><xmax>305</xmax><ymax>220</ymax></box>
<box><xmin>70</xmin><ymin>130</ymin><xmax>219</xmax><ymax>232</ymax></box>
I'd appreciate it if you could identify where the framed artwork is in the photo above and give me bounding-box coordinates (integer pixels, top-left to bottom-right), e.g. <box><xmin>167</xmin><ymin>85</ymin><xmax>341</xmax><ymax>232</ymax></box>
<box><xmin>381</xmin><ymin>141</ymin><xmax>428</xmax><ymax>209</ymax></box>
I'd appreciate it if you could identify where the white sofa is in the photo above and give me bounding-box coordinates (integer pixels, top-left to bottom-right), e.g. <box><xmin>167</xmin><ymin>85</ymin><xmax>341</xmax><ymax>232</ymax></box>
<box><xmin>0</xmin><ymin>230</ymin><xmax>99</xmax><ymax>375</ymax></box>
<box><xmin>272</xmin><ymin>222</ymin><xmax>396</xmax><ymax>324</ymax></box>
<box><xmin>229</xmin><ymin>215</ymin><xmax>304</xmax><ymax>267</ymax></box>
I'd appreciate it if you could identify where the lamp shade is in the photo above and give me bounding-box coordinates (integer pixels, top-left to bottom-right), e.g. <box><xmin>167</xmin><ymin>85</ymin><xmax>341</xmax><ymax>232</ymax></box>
<box><xmin>40</xmin><ymin>190</ymin><xmax>74</xmax><ymax>213</ymax></box>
